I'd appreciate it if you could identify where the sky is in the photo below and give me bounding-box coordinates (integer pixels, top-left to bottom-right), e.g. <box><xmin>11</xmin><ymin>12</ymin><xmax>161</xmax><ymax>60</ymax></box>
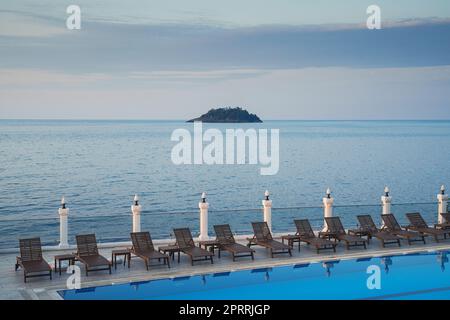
<box><xmin>1</xmin><ymin>0</ymin><xmax>450</xmax><ymax>120</ymax></box>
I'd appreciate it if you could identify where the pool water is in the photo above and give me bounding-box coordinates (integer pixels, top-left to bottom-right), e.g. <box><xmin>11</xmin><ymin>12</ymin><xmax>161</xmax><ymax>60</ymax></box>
<box><xmin>59</xmin><ymin>251</ymin><xmax>450</xmax><ymax>300</ymax></box>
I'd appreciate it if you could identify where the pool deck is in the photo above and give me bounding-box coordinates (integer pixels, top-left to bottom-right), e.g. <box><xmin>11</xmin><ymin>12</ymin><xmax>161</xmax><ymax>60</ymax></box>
<box><xmin>2</xmin><ymin>235</ymin><xmax>450</xmax><ymax>300</ymax></box>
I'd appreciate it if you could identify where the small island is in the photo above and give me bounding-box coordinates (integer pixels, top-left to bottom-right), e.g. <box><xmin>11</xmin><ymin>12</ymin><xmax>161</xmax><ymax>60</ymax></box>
<box><xmin>187</xmin><ymin>107</ymin><xmax>262</xmax><ymax>123</ymax></box>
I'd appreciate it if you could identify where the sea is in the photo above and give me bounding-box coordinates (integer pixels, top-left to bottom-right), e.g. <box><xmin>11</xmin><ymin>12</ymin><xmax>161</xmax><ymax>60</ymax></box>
<box><xmin>0</xmin><ymin>120</ymin><xmax>449</xmax><ymax>248</ymax></box>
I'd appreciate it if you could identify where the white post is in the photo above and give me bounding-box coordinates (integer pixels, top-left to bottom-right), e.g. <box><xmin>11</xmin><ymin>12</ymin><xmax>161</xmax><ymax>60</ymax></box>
<box><xmin>131</xmin><ymin>194</ymin><xmax>142</xmax><ymax>233</ymax></box>
<box><xmin>438</xmin><ymin>185</ymin><xmax>448</xmax><ymax>224</ymax></box>
<box><xmin>322</xmin><ymin>188</ymin><xmax>334</xmax><ymax>232</ymax></box>
<box><xmin>381</xmin><ymin>186</ymin><xmax>392</xmax><ymax>215</ymax></box>
<box><xmin>199</xmin><ymin>192</ymin><xmax>209</xmax><ymax>241</ymax></box>
<box><xmin>58</xmin><ymin>197</ymin><xmax>69</xmax><ymax>248</ymax></box>
<box><xmin>381</xmin><ymin>186</ymin><xmax>392</xmax><ymax>227</ymax></box>
<box><xmin>262</xmin><ymin>190</ymin><xmax>273</xmax><ymax>232</ymax></box>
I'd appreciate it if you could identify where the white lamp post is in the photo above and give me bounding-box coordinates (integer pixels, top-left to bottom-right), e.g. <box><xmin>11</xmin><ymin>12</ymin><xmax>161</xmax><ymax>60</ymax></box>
<box><xmin>262</xmin><ymin>190</ymin><xmax>272</xmax><ymax>232</ymax></box>
<box><xmin>381</xmin><ymin>186</ymin><xmax>392</xmax><ymax>216</ymax></box>
<box><xmin>322</xmin><ymin>188</ymin><xmax>334</xmax><ymax>232</ymax></box>
<box><xmin>438</xmin><ymin>185</ymin><xmax>448</xmax><ymax>224</ymax></box>
<box><xmin>199</xmin><ymin>192</ymin><xmax>209</xmax><ymax>241</ymax></box>
<box><xmin>58</xmin><ymin>196</ymin><xmax>69</xmax><ymax>248</ymax></box>
<box><xmin>131</xmin><ymin>194</ymin><xmax>142</xmax><ymax>233</ymax></box>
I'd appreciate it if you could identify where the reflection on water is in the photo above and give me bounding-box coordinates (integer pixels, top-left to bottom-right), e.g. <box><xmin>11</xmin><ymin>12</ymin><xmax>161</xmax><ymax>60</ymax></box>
<box><xmin>251</xmin><ymin>267</ymin><xmax>272</xmax><ymax>281</ymax></box>
<box><xmin>380</xmin><ymin>256</ymin><xmax>392</xmax><ymax>273</ymax></box>
<box><xmin>322</xmin><ymin>260</ymin><xmax>340</xmax><ymax>277</ymax></box>
<box><xmin>437</xmin><ymin>252</ymin><xmax>448</xmax><ymax>271</ymax></box>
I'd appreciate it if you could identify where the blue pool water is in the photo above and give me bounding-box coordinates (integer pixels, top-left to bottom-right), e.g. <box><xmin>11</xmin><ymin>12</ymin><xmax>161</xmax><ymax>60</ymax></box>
<box><xmin>59</xmin><ymin>251</ymin><xmax>450</xmax><ymax>300</ymax></box>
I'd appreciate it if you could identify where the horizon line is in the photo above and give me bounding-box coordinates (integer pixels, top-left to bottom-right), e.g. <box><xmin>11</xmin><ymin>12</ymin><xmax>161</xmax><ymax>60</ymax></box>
<box><xmin>1</xmin><ymin>118</ymin><xmax>450</xmax><ymax>122</ymax></box>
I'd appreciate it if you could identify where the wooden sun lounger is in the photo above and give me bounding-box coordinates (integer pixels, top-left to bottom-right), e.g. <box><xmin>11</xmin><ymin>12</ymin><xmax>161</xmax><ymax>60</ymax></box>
<box><xmin>293</xmin><ymin>219</ymin><xmax>337</xmax><ymax>253</ymax></box>
<box><xmin>381</xmin><ymin>214</ymin><xmax>426</xmax><ymax>245</ymax></box>
<box><xmin>247</xmin><ymin>222</ymin><xmax>292</xmax><ymax>257</ymax></box>
<box><xmin>15</xmin><ymin>238</ymin><xmax>52</xmax><ymax>283</ymax></box>
<box><xmin>324</xmin><ymin>217</ymin><xmax>367</xmax><ymax>249</ymax></box>
<box><xmin>75</xmin><ymin>234</ymin><xmax>112</xmax><ymax>276</ymax></box>
<box><xmin>355</xmin><ymin>215</ymin><xmax>401</xmax><ymax>248</ymax></box>
<box><xmin>131</xmin><ymin>232</ymin><xmax>170</xmax><ymax>269</ymax></box>
<box><xmin>435</xmin><ymin>213</ymin><xmax>450</xmax><ymax>230</ymax></box>
<box><xmin>173</xmin><ymin>228</ymin><xmax>214</xmax><ymax>265</ymax></box>
<box><xmin>405</xmin><ymin>212</ymin><xmax>449</xmax><ymax>242</ymax></box>
<box><xmin>213</xmin><ymin>224</ymin><xmax>255</xmax><ymax>261</ymax></box>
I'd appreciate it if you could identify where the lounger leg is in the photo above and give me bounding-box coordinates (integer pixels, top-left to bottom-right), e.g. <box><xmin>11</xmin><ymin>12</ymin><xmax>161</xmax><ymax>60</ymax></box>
<box><xmin>85</xmin><ymin>268</ymin><xmax>88</xmax><ymax>277</ymax></box>
<box><xmin>232</xmin><ymin>253</ymin><xmax>235</xmax><ymax>262</ymax></box>
<box><xmin>167</xmin><ymin>257</ymin><xmax>170</xmax><ymax>269</ymax></box>
<box><xmin>109</xmin><ymin>265</ymin><xmax>112</xmax><ymax>274</ymax></box>
<box><xmin>422</xmin><ymin>236</ymin><xmax>426</xmax><ymax>244</ymax></box>
<box><xmin>251</xmin><ymin>252</ymin><xmax>254</xmax><ymax>260</ymax></box>
<box><xmin>49</xmin><ymin>270</ymin><xmax>52</xmax><ymax>280</ymax></box>
<box><xmin>191</xmin><ymin>257</ymin><xmax>194</xmax><ymax>266</ymax></box>
<box><xmin>218</xmin><ymin>248</ymin><xmax>221</xmax><ymax>259</ymax></box>
<box><xmin>24</xmin><ymin>272</ymin><xmax>26</xmax><ymax>283</ymax></box>
<box><xmin>270</xmin><ymin>249</ymin><xmax>274</xmax><ymax>258</ymax></box>
<box><xmin>145</xmin><ymin>260</ymin><xmax>149</xmax><ymax>271</ymax></box>
<box><xmin>288</xmin><ymin>249</ymin><xmax>292</xmax><ymax>257</ymax></box>
<box><xmin>397</xmin><ymin>239</ymin><xmax>401</xmax><ymax>247</ymax></box>
<box><xmin>210</xmin><ymin>256</ymin><xmax>214</xmax><ymax>264</ymax></box>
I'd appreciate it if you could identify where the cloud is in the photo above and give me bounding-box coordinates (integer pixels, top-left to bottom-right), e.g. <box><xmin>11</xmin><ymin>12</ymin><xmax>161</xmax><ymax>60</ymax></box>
<box><xmin>0</xmin><ymin>11</ymin><xmax>67</xmax><ymax>37</ymax></box>
<box><xmin>0</xmin><ymin>69</ymin><xmax>111</xmax><ymax>87</ymax></box>
<box><xmin>1</xmin><ymin>18</ymin><xmax>450</xmax><ymax>73</ymax></box>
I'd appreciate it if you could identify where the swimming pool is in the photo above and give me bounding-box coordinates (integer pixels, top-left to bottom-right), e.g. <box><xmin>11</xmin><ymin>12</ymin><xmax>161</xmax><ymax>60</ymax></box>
<box><xmin>59</xmin><ymin>251</ymin><xmax>450</xmax><ymax>300</ymax></box>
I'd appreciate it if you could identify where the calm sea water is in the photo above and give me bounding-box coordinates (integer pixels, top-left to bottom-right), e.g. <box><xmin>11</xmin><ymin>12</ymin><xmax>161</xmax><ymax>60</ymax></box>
<box><xmin>0</xmin><ymin>120</ymin><xmax>449</xmax><ymax>248</ymax></box>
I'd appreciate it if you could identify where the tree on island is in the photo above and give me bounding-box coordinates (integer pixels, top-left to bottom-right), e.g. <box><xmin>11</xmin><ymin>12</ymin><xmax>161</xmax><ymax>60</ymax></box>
<box><xmin>187</xmin><ymin>107</ymin><xmax>262</xmax><ymax>123</ymax></box>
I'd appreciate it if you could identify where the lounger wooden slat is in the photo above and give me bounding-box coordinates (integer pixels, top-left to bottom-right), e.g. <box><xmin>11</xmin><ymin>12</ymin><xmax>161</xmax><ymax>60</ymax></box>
<box><xmin>75</xmin><ymin>234</ymin><xmax>112</xmax><ymax>276</ymax></box>
<box><xmin>213</xmin><ymin>224</ymin><xmax>255</xmax><ymax>261</ymax></box>
<box><xmin>131</xmin><ymin>232</ymin><xmax>170</xmax><ymax>269</ymax></box>
<box><xmin>15</xmin><ymin>238</ymin><xmax>52</xmax><ymax>283</ymax></box>
<box><xmin>324</xmin><ymin>217</ymin><xmax>367</xmax><ymax>250</ymax></box>
<box><xmin>381</xmin><ymin>214</ymin><xmax>426</xmax><ymax>245</ymax></box>
<box><xmin>406</xmin><ymin>212</ymin><xmax>449</xmax><ymax>242</ymax></box>
<box><xmin>293</xmin><ymin>219</ymin><xmax>337</xmax><ymax>253</ymax></box>
<box><xmin>355</xmin><ymin>215</ymin><xmax>401</xmax><ymax>248</ymax></box>
<box><xmin>173</xmin><ymin>228</ymin><xmax>214</xmax><ymax>266</ymax></box>
<box><xmin>248</xmin><ymin>222</ymin><xmax>292</xmax><ymax>258</ymax></box>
